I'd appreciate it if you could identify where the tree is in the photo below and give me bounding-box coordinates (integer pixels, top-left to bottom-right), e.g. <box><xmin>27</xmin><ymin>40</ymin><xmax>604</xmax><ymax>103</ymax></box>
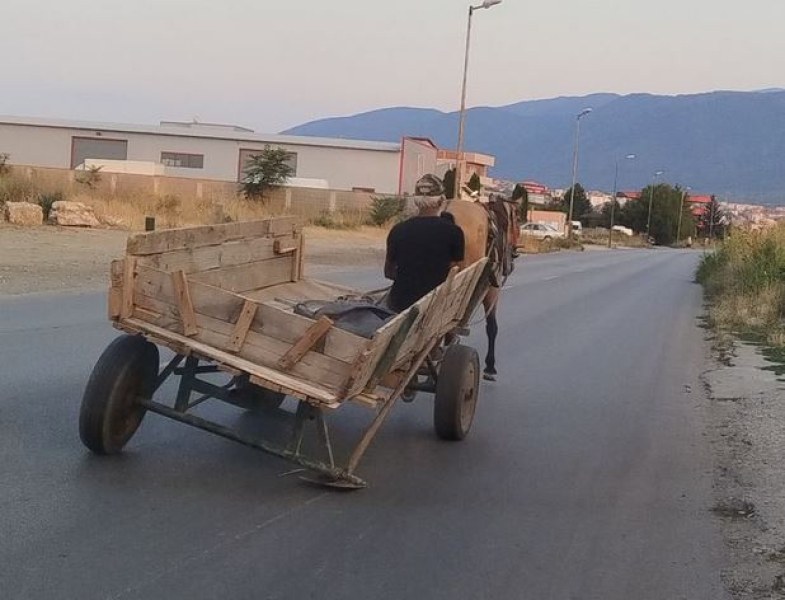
<box><xmin>443</xmin><ymin>168</ymin><xmax>456</xmax><ymax>200</ymax></box>
<box><xmin>696</xmin><ymin>196</ymin><xmax>727</xmax><ymax>239</ymax></box>
<box><xmin>619</xmin><ymin>183</ymin><xmax>695</xmax><ymax>245</ymax></box>
<box><xmin>241</xmin><ymin>146</ymin><xmax>295</xmax><ymax>200</ymax></box>
<box><xmin>599</xmin><ymin>200</ymin><xmax>621</xmax><ymax>229</ymax></box>
<box><xmin>467</xmin><ymin>172</ymin><xmax>482</xmax><ymax>193</ymax></box>
<box><xmin>561</xmin><ymin>183</ymin><xmax>592</xmax><ymax>223</ymax></box>
<box><xmin>512</xmin><ymin>183</ymin><xmax>529</xmax><ymax>222</ymax></box>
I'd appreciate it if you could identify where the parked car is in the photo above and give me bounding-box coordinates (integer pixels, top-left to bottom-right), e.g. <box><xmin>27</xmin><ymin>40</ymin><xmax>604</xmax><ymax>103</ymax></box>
<box><xmin>520</xmin><ymin>222</ymin><xmax>565</xmax><ymax>241</ymax></box>
<box><xmin>571</xmin><ymin>221</ymin><xmax>583</xmax><ymax>236</ymax></box>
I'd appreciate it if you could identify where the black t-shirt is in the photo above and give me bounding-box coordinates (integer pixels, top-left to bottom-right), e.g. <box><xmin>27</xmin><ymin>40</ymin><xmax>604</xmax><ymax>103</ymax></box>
<box><xmin>386</xmin><ymin>216</ymin><xmax>465</xmax><ymax>312</ymax></box>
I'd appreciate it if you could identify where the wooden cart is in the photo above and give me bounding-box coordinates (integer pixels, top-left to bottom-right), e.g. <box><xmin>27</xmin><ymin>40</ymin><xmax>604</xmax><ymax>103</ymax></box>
<box><xmin>79</xmin><ymin>217</ymin><xmax>489</xmax><ymax>488</ymax></box>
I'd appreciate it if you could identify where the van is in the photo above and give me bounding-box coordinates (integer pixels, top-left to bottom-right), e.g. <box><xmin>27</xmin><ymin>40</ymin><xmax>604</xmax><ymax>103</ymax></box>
<box><xmin>571</xmin><ymin>221</ymin><xmax>583</xmax><ymax>236</ymax></box>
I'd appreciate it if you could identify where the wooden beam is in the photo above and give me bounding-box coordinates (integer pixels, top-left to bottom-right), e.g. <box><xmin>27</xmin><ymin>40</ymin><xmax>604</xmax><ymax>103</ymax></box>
<box><xmin>274</xmin><ymin>238</ymin><xmax>298</xmax><ymax>255</ymax></box>
<box><xmin>225</xmin><ymin>299</ymin><xmax>258</xmax><ymax>352</ymax></box>
<box><xmin>171</xmin><ymin>270</ymin><xmax>198</xmax><ymax>337</ymax></box>
<box><xmin>277</xmin><ymin>316</ymin><xmax>334</xmax><ymax>371</ymax></box>
<box><xmin>120</xmin><ymin>256</ymin><xmax>137</xmax><ymax>320</ymax></box>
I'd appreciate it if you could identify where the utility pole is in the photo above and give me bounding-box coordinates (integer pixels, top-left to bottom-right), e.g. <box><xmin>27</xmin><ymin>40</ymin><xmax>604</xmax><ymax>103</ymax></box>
<box><xmin>567</xmin><ymin>108</ymin><xmax>592</xmax><ymax>240</ymax></box>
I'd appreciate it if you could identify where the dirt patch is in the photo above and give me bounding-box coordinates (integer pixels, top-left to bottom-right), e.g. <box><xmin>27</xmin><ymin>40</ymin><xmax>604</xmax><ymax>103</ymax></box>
<box><xmin>0</xmin><ymin>224</ymin><xmax>386</xmax><ymax>296</ymax></box>
<box><xmin>704</xmin><ymin>341</ymin><xmax>785</xmax><ymax>598</ymax></box>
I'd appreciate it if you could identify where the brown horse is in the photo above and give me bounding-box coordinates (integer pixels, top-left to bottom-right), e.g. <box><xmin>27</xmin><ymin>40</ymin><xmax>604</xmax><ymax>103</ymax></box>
<box><xmin>446</xmin><ymin>197</ymin><xmax>518</xmax><ymax>380</ymax></box>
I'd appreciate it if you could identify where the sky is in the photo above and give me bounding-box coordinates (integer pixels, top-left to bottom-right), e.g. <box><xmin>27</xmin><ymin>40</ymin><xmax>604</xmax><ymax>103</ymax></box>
<box><xmin>1</xmin><ymin>0</ymin><xmax>784</xmax><ymax>133</ymax></box>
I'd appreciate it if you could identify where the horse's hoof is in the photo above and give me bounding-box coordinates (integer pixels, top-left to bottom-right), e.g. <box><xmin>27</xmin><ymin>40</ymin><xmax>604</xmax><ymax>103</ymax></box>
<box><xmin>482</xmin><ymin>371</ymin><xmax>496</xmax><ymax>382</ymax></box>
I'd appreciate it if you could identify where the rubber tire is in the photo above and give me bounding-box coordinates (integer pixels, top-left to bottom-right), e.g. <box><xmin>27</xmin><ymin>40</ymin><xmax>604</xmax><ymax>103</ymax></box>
<box><xmin>434</xmin><ymin>344</ymin><xmax>480</xmax><ymax>441</ymax></box>
<box><xmin>79</xmin><ymin>334</ymin><xmax>159</xmax><ymax>454</ymax></box>
<box><xmin>227</xmin><ymin>381</ymin><xmax>285</xmax><ymax>412</ymax></box>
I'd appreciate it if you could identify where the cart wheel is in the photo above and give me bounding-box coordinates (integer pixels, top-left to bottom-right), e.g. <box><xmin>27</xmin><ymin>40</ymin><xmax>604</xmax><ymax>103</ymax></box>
<box><xmin>79</xmin><ymin>334</ymin><xmax>159</xmax><ymax>455</ymax></box>
<box><xmin>227</xmin><ymin>381</ymin><xmax>285</xmax><ymax>412</ymax></box>
<box><xmin>434</xmin><ymin>344</ymin><xmax>480</xmax><ymax>441</ymax></box>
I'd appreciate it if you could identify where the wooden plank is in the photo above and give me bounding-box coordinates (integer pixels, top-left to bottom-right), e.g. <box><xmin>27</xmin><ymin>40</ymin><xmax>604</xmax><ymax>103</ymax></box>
<box><xmin>133</xmin><ymin>265</ymin><xmax>365</xmax><ymax>363</ymax></box>
<box><xmin>189</xmin><ymin>256</ymin><xmax>293</xmax><ymax>293</ymax></box>
<box><xmin>121</xmin><ymin>318</ymin><xmax>337</xmax><ymax>403</ymax></box>
<box><xmin>342</xmin><ymin>314</ymin><xmax>405</xmax><ymax>398</ymax></box>
<box><xmin>291</xmin><ymin>235</ymin><xmax>304</xmax><ymax>282</ymax></box>
<box><xmin>277</xmin><ymin>316</ymin><xmax>334</xmax><ymax>371</ymax></box>
<box><xmin>110</xmin><ymin>259</ymin><xmax>125</xmax><ymax>288</ymax></box>
<box><xmin>131</xmin><ymin>295</ymin><xmax>352</xmax><ymax>390</ymax></box>
<box><xmin>120</xmin><ymin>256</ymin><xmax>137</xmax><ymax>320</ymax></box>
<box><xmin>126</xmin><ymin>218</ymin><xmax>300</xmax><ymax>256</ymax></box>
<box><xmin>108</xmin><ymin>287</ymin><xmax>122</xmax><ymax>320</ymax></box>
<box><xmin>225</xmin><ymin>299</ymin><xmax>258</xmax><ymax>352</ymax></box>
<box><xmin>136</xmin><ymin>235</ymin><xmax>302</xmax><ymax>275</ymax></box>
<box><xmin>171</xmin><ymin>270</ymin><xmax>198</xmax><ymax>337</ymax></box>
<box><xmin>268</xmin><ymin>216</ymin><xmax>299</xmax><ymax>237</ymax></box>
<box><xmin>274</xmin><ymin>238</ymin><xmax>298</xmax><ymax>255</ymax></box>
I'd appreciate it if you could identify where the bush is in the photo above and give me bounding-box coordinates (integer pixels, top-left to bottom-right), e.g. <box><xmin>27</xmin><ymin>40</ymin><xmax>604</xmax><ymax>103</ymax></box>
<box><xmin>368</xmin><ymin>195</ymin><xmax>404</xmax><ymax>226</ymax></box>
<box><xmin>36</xmin><ymin>191</ymin><xmax>64</xmax><ymax>219</ymax></box>
<box><xmin>697</xmin><ymin>226</ymin><xmax>785</xmax><ymax>341</ymax></box>
<box><xmin>75</xmin><ymin>165</ymin><xmax>103</xmax><ymax>189</ymax></box>
<box><xmin>310</xmin><ymin>210</ymin><xmax>363</xmax><ymax>230</ymax></box>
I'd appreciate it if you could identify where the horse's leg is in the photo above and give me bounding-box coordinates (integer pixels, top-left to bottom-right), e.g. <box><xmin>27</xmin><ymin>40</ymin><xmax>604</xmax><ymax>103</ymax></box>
<box><xmin>483</xmin><ymin>288</ymin><xmax>500</xmax><ymax>381</ymax></box>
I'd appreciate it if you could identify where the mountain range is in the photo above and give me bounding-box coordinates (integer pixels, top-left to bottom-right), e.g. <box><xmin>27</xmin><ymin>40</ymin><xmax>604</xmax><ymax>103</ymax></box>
<box><xmin>283</xmin><ymin>90</ymin><xmax>785</xmax><ymax>203</ymax></box>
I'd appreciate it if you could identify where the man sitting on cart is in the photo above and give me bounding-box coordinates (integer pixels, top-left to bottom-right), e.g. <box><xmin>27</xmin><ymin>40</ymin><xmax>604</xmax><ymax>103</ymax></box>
<box><xmin>384</xmin><ymin>174</ymin><xmax>465</xmax><ymax>313</ymax></box>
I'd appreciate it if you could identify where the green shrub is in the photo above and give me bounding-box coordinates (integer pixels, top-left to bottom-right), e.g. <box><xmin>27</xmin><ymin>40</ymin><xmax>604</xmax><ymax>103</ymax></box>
<box><xmin>36</xmin><ymin>191</ymin><xmax>64</xmax><ymax>219</ymax></box>
<box><xmin>368</xmin><ymin>195</ymin><xmax>404</xmax><ymax>226</ymax></box>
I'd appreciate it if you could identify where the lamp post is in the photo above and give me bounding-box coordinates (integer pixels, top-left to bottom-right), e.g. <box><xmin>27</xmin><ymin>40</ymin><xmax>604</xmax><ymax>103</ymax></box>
<box><xmin>676</xmin><ymin>186</ymin><xmax>691</xmax><ymax>245</ymax></box>
<box><xmin>645</xmin><ymin>170</ymin><xmax>664</xmax><ymax>240</ymax></box>
<box><xmin>608</xmin><ymin>154</ymin><xmax>636</xmax><ymax>248</ymax></box>
<box><xmin>567</xmin><ymin>108</ymin><xmax>592</xmax><ymax>239</ymax></box>
<box><xmin>454</xmin><ymin>0</ymin><xmax>503</xmax><ymax>199</ymax></box>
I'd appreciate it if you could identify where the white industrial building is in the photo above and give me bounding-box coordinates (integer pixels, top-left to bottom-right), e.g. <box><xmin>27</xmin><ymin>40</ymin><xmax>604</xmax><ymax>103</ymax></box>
<box><xmin>0</xmin><ymin>116</ymin><xmax>438</xmax><ymax>195</ymax></box>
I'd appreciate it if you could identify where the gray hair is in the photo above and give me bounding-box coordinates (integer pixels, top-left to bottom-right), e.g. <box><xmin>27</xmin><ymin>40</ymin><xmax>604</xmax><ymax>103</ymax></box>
<box><xmin>413</xmin><ymin>195</ymin><xmax>444</xmax><ymax>211</ymax></box>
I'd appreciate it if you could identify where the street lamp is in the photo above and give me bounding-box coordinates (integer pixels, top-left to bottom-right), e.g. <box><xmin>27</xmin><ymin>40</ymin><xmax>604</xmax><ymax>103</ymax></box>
<box><xmin>645</xmin><ymin>170</ymin><xmax>664</xmax><ymax>239</ymax></box>
<box><xmin>454</xmin><ymin>0</ymin><xmax>503</xmax><ymax>199</ymax></box>
<box><xmin>608</xmin><ymin>154</ymin><xmax>636</xmax><ymax>248</ymax></box>
<box><xmin>567</xmin><ymin>107</ymin><xmax>592</xmax><ymax>239</ymax></box>
<box><xmin>676</xmin><ymin>186</ymin><xmax>691</xmax><ymax>245</ymax></box>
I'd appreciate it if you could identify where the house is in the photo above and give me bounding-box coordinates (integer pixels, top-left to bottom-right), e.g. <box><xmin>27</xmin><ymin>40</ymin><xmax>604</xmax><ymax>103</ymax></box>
<box><xmin>0</xmin><ymin>115</ymin><xmax>437</xmax><ymax>195</ymax></box>
<box><xmin>436</xmin><ymin>150</ymin><xmax>496</xmax><ymax>192</ymax></box>
<box><xmin>616</xmin><ymin>190</ymin><xmax>642</xmax><ymax>206</ymax></box>
<box><xmin>520</xmin><ymin>181</ymin><xmax>554</xmax><ymax>206</ymax></box>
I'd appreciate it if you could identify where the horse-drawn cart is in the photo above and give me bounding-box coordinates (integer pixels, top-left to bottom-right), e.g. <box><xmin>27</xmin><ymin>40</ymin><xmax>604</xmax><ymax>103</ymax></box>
<box><xmin>79</xmin><ymin>217</ymin><xmax>489</xmax><ymax>488</ymax></box>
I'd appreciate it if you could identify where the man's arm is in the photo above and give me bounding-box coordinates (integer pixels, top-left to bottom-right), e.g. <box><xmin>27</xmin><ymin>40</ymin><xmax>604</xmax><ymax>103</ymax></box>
<box><xmin>384</xmin><ymin>227</ymin><xmax>398</xmax><ymax>280</ymax></box>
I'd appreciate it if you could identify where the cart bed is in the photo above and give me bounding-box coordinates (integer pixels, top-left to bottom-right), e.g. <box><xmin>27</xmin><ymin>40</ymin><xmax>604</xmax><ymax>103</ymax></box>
<box><xmin>109</xmin><ymin>218</ymin><xmax>487</xmax><ymax>406</ymax></box>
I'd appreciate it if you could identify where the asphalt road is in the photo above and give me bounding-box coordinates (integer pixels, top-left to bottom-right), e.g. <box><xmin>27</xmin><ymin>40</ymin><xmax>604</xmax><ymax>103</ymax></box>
<box><xmin>0</xmin><ymin>248</ymin><xmax>729</xmax><ymax>599</ymax></box>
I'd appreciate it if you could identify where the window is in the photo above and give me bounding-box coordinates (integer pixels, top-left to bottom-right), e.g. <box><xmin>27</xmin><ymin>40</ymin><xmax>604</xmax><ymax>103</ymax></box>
<box><xmin>238</xmin><ymin>148</ymin><xmax>297</xmax><ymax>181</ymax></box>
<box><xmin>161</xmin><ymin>152</ymin><xmax>204</xmax><ymax>169</ymax></box>
<box><xmin>70</xmin><ymin>137</ymin><xmax>128</xmax><ymax>169</ymax></box>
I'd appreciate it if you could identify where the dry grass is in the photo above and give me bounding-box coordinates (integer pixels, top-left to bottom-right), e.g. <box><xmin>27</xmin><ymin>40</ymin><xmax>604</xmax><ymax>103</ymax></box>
<box><xmin>581</xmin><ymin>227</ymin><xmax>651</xmax><ymax>248</ymax></box>
<box><xmin>0</xmin><ymin>171</ymin><xmax>373</xmax><ymax>231</ymax></box>
<box><xmin>697</xmin><ymin>224</ymin><xmax>785</xmax><ymax>344</ymax></box>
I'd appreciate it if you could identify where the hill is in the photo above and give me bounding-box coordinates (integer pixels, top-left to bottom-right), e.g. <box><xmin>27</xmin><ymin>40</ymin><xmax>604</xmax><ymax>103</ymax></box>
<box><xmin>284</xmin><ymin>91</ymin><xmax>785</xmax><ymax>203</ymax></box>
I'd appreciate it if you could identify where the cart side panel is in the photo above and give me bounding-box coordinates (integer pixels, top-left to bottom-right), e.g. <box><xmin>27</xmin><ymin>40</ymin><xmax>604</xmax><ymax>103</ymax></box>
<box><xmin>129</xmin><ymin>265</ymin><xmax>369</xmax><ymax>392</ymax></box>
<box><xmin>126</xmin><ymin>217</ymin><xmax>300</xmax><ymax>256</ymax></box>
<box><xmin>134</xmin><ymin>235</ymin><xmax>299</xmax><ymax>275</ymax></box>
<box><xmin>132</xmin><ymin>265</ymin><xmax>364</xmax><ymax>363</ymax></box>
<box><xmin>389</xmin><ymin>259</ymin><xmax>488</xmax><ymax>371</ymax></box>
